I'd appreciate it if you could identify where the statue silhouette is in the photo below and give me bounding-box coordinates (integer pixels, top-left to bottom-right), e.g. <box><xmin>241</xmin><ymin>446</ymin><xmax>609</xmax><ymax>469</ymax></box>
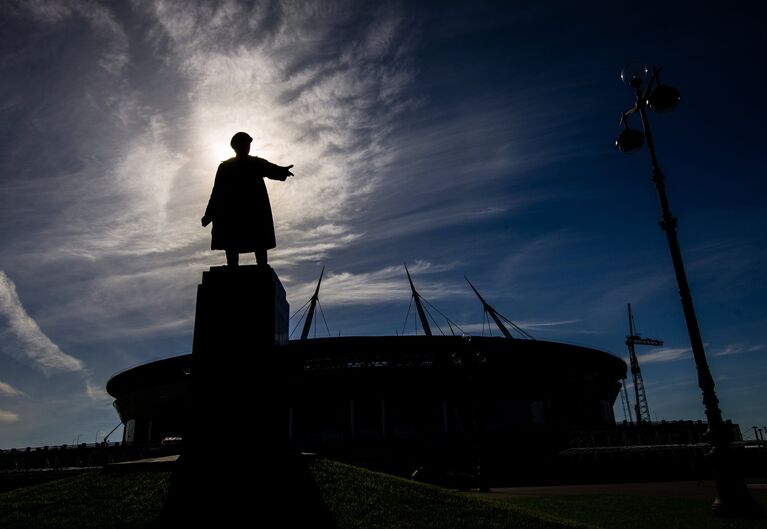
<box><xmin>201</xmin><ymin>132</ymin><xmax>293</xmax><ymax>266</ymax></box>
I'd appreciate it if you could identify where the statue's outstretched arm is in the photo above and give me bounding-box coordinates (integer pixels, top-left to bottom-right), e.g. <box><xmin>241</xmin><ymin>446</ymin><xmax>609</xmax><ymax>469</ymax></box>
<box><xmin>261</xmin><ymin>159</ymin><xmax>294</xmax><ymax>181</ymax></box>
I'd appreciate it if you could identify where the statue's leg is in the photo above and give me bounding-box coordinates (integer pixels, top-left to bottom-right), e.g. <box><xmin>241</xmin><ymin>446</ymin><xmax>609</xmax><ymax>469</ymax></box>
<box><xmin>226</xmin><ymin>250</ymin><xmax>239</xmax><ymax>267</ymax></box>
<box><xmin>255</xmin><ymin>249</ymin><xmax>267</xmax><ymax>266</ymax></box>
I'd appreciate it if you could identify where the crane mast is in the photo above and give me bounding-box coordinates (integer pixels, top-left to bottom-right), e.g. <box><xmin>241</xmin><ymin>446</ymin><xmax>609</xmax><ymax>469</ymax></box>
<box><xmin>625</xmin><ymin>303</ymin><xmax>663</xmax><ymax>424</ymax></box>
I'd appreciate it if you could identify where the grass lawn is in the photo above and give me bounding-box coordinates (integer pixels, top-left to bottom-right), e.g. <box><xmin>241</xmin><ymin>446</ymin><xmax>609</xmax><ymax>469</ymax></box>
<box><xmin>0</xmin><ymin>459</ymin><xmax>764</xmax><ymax>529</ymax></box>
<box><xmin>0</xmin><ymin>470</ymin><xmax>171</xmax><ymax>529</ymax></box>
<box><xmin>309</xmin><ymin>458</ymin><xmax>584</xmax><ymax>529</ymax></box>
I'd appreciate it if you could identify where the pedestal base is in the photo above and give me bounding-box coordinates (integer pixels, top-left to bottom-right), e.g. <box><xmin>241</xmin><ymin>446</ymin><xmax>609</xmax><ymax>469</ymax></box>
<box><xmin>159</xmin><ymin>266</ymin><xmax>333</xmax><ymax>526</ymax></box>
<box><xmin>189</xmin><ymin>264</ymin><xmax>289</xmax><ymax>450</ymax></box>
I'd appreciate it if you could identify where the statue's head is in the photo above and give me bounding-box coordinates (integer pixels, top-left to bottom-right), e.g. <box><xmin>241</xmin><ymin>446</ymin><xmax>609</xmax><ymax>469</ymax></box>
<box><xmin>230</xmin><ymin>132</ymin><xmax>252</xmax><ymax>157</ymax></box>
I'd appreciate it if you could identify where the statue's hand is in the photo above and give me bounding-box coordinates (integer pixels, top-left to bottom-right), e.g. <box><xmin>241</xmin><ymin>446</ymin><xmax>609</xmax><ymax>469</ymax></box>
<box><xmin>271</xmin><ymin>165</ymin><xmax>293</xmax><ymax>181</ymax></box>
<box><xmin>201</xmin><ymin>216</ymin><xmax>211</xmax><ymax>227</ymax></box>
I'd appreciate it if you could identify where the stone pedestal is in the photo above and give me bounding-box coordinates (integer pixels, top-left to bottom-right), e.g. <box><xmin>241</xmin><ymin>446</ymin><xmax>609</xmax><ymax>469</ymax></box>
<box><xmin>161</xmin><ymin>265</ymin><xmax>331</xmax><ymax>527</ymax></box>
<box><xmin>192</xmin><ymin>264</ymin><xmax>289</xmax><ymax>355</ymax></box>
<box><xmin>189</xmin><ymin>264</ymin><xmax>289</xmax><ymax>451</ymax></box>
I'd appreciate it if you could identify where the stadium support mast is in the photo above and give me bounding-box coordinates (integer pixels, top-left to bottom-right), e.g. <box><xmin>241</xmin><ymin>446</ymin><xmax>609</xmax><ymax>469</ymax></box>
<box><xmin>405</xmin><ymin>265</ymin><xmax>432</xmax><ymax>336</ymax></box>
<box><xmin>300</xmin><ymin>266</ymin><xmax>324</xmax><ymax>340</ymax></box>
<box><xmin>465</xmin><ymin>277</ymin><xmax>513</xmax><ymax>339</ymax></box>
<box><xmin>626</xmin><ymin>304</ymin><xmax>663</xmax><ymax>424</ymax></box>
<box><xmin>465</xmin><ymin>276</ymin><xmax>534</xmax><ymax>340</ymax></box>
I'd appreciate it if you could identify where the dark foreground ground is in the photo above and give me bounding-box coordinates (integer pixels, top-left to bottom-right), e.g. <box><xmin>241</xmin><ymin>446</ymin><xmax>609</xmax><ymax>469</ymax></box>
<box><xmin>473</xmin><ymin>480</ymin><xmax>767</xmax><ymax>529</ymax></box>
<box><xmin>0</xmin><ymin>458</ymin><xmax>765</xmax><ymax>529</ymax></box>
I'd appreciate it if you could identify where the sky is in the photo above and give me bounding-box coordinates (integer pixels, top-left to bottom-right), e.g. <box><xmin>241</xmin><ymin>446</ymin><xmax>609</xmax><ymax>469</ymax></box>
<box><xmin>0</xmin><ymin>0</ymin><xmax>765</xmax><ymax>448</ymax></box>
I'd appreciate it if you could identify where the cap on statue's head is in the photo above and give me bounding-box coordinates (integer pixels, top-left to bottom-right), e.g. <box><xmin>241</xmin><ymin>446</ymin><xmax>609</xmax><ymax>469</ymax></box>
<box><xmin>230</xmin><ymin>131</ymin><xmax>253</xmax><ymax>147</ymax></box>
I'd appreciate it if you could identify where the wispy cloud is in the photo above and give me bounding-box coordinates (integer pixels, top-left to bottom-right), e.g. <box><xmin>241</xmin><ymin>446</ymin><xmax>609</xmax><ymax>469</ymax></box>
<box><xmin>637</xmin><ymin>343</ymin><xmax>764</xmax><ymax>364</ymax></box>
<box><xmin>713</xmin><ymin>344</ymin><xmax>764</xmax><ymax>357</ymax></box>
<box><xmin>637</xmin><ymin>346</ymin><xmax>691</xmax><ymax>364</ymax></box>
<box><xmin>523</xmin><ymin>319</ymin><xmax>580</xmax><ymax>329</ymax></box>
<box><xmin>287</xmin><ymin>260</ymin><xmax>461</xmax><ymax>306</ymax></box>
<box><xmin>0</xmin><ymin>381</ymin><xmax>29</xmax><ymax>398</ymax></box>
<box><xmin>0</xmin><ymin>409</ymin><xmax>19</xmax><ymax>424</ymax></box>
<box><xmin>458</xmin><ymin>319</ymin><xmax>578</xmax><ymax>336</ymax></box>
<box><xmin>272</xmin><ymin>225</ymin><xmax>364</xmax><ymax>265</ymax></box>
<box><xmin>85</xmin><ymin>380</ymin><xmax>111</xmax><ymax>403</ymax></box>
<box><xmin>69</xmin><ymin>115</ymin><xmax>190</xmax><ymax>257</ymax></box>
<box><xmin>10</xmin><ymin>0</ymin><xmax>129</xmax><ymax>73</ymax></box>
<box><xmin>0</xmin><ymin>271</ymin><xmax>85</xmax><ymax>374</ymax></box>
<box><xmin>32</xmin><ymin>256</ymin><xmax>203</xmax><ymax>345</ymax></box>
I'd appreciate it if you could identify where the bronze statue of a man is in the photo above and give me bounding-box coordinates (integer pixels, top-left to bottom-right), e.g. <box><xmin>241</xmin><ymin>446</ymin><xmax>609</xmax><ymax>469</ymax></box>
<box><xmin>201</xmin><ymin>132</ymin><xmax>293</xmax><ymax>267</ymax></box>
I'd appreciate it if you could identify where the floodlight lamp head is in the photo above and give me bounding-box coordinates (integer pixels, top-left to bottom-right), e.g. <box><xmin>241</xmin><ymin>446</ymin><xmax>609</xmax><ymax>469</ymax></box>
<box><xmin>621</xmin><ymin>63</ymin><xmax>648</xmax><ymax>89</ymax></box>
<box><xmin>616</xmin><ymin>125</ymin><xmax>645</xmax><ymax>154</ymax></box>
<box><xmin>647</xmin><ymin>84</ymin><xmax>681</xmax><ymax>113</ymax></box>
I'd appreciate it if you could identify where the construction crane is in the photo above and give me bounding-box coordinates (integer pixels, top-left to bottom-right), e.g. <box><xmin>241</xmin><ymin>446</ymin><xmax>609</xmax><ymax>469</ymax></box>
<box><xmin>625</xmin><ymin>303</ymin><xmax>663</xmax><ymax>425</ymax></box>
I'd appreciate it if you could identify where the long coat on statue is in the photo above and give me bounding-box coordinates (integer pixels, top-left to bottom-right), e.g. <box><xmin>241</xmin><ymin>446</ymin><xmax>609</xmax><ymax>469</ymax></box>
<box><xmin>204</xmin><ymin>156</ymin><xmax>290</xmax><ymax>253</ymax></box>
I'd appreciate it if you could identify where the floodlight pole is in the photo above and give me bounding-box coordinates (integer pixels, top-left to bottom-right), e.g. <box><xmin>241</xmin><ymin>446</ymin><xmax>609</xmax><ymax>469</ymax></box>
<box><xmin>620</xmin><ymin>67</ymin><xmax>760</xmax><ymax>518</ymax></box>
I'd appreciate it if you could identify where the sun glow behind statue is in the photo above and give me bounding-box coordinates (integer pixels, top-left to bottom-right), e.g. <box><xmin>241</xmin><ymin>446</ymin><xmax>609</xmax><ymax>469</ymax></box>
<box><xmin>202</xmin><ymin>129</ymin><xmax>275</xmax><ymax>167</ymax></box>
<box><xmin>210</xmin><ymin>135</ymin><xmax>234</xmax><ymax>164</ymax></box>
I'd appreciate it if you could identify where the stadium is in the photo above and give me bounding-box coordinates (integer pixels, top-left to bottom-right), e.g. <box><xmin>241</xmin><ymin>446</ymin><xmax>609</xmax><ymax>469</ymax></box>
<box><xmin>106</xmin><ymin>268</ymin><xmax>627</xmax><ymax>481</ymax></box>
